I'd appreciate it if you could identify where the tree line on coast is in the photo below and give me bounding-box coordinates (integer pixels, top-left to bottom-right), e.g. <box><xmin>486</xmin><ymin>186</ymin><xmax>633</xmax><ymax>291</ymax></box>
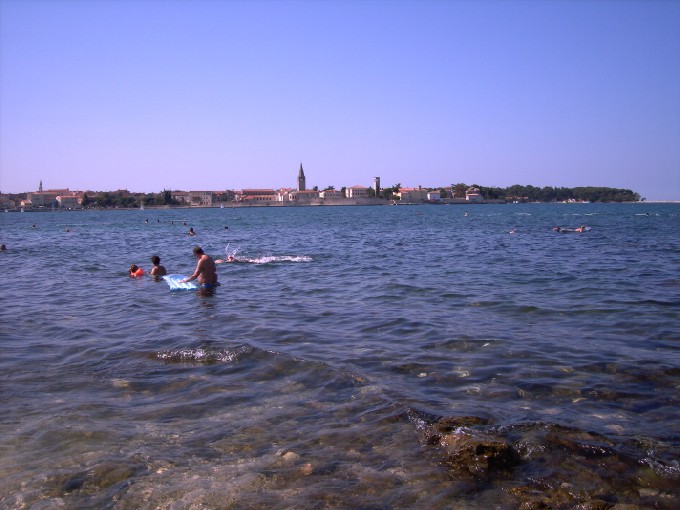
<box><xmin>437</xmin><ymin>184</ymin><xmax>641</xmax><ymax>203</ymax></box>
<box><xmin>79</xmin><ymin>190</ymin><xmax>179</xmax><ymax>208</ymax></box>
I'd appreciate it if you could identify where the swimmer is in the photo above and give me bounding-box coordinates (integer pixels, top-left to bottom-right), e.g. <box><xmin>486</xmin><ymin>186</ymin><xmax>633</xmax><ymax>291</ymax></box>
<box><xmin>555</xmin><ymin>225</ymin><xmax>588</xmax><ymax>233</ymax></box>
<box><xmin>150</xmin><ymin>255</ymin><xmax>167</xmax><ymax>276</ymax></box>
<box><xmin>188</xmin><ymin>227</ymin><xmax>196</xmax><ymax>236</ymax></box>
<box><xmin>0</xmin><ymin>244</ymin><xmax>6</xmax><ymax>251</ymax></box>
<box><xmin>129</xmin><ymin>264</ymin><xmax>144</xmax><ymax>277</ymax></box>
<box><xmin>181</xmin><ymin>246</ymin><xmax>218</xmax><ymax>286</ymax></box>
<box><xmin>215</xmin><ymin>255</ymin><xmax>236</xmax><ymax>264</ymax></box>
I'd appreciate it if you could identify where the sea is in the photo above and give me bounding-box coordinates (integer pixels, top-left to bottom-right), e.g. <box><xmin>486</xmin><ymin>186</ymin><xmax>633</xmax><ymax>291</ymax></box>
<box><xmin>1</xmin><ymin>202</ymin><xmax>679</xmax><ymax>509</ymax></box>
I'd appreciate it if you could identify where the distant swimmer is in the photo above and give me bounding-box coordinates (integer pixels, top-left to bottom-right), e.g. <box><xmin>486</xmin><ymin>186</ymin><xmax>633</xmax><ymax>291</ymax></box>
<box><xmin>216</xmin><ymin>255</ymin><xmax>236</xmax><ymax>264</ymax></box>
<box><xmin>32</xmin><ymin>224</ymin><xmax>37</xmax><ymax>229</ymax></box>
<box><xmin>0</xmin><ymin>244</ymin><xmax>6</xmax><ymax>251</ymax></box>
<box><xmin>129</xmin><ymin>264</ymin><xmax>145</xmax><ymax>277</ymax></box>
<box><xmin>554</xmin><ymin>225</ymin><xmax>589</xmax><ymax>233</ymax></box>
<box><xmin>509</xmin><ymin>228</ymin><xmax>517</xmax><ymax>234</ymax></box>
<box><xmin>181</xmin><ymin>246</ymin><xmax>218</xmax><ymax>287</ymax></box>
<box><xmin>188</xmin><ymin>227</ymin><xmax>196</xmax><ymax>236</ymax></box>
<box><xmin>150</xmin><ymin>255</ymin><xmax>167</xmax><ymax>277</ymax></box>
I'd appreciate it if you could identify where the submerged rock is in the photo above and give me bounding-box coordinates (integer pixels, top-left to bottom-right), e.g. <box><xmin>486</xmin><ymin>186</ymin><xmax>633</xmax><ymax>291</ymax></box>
<box><xmin>439</xmin><ymin>428</ymin><xmax>521</xmax><ymax>478</ymax></box>
<box><xmin>409</xmin><ymin>410</ymin><xmax>520</xmax><ymax>479</ymax></box>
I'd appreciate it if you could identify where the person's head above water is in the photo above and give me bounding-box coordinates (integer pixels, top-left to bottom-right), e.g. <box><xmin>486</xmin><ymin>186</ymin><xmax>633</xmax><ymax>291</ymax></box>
<box><xmin>193</xmin><ymin>246</ymin><xmax>204</xmax><ymax>256</ymax></box>
<box><xmin>151</xmin><ymin>255</ymin><xmax>161</xmax><ymax>265</ymax></box>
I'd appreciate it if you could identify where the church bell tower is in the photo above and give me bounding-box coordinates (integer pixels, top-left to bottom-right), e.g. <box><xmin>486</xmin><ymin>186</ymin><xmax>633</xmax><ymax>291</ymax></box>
<box><xmin>297</xmin><ymin>164</ymin><xmax>306</xmax><ymax>191</ymax></box>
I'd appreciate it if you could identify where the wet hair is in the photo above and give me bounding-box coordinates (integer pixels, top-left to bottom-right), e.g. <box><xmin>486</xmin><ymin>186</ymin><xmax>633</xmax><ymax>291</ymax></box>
<box><xmin>129</xmin><ymin>264</ymin><xmax>139</xmax><ymax>273</ymax></box>
<box><xmin>0</xmin><ymin>244</ymin><xmax>6</xmax><ymax>250</ymax></box>
<box><xmin>193</xmin><ymin>246</ymin><xmax>204</xmax><ymax>255</ymax></box>
<box><xmin>151</xmin><ymin>255</ymin><xmax>161</xmax><ymax>265</ymax></box>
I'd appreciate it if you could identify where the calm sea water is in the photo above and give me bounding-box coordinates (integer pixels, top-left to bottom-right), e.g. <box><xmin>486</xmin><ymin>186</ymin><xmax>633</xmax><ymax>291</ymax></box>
<box><xmin>1</xmin><ymin>203</ymin><xmax>679</xmax><ymax>509</ymax></box>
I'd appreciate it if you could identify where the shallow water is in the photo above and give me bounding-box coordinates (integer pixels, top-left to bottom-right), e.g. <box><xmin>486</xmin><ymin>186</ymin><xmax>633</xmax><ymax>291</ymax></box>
<box><xmin>1</xmin><ymin>203</ymin><xmax>679</xmax><ymax>509</ymax></box>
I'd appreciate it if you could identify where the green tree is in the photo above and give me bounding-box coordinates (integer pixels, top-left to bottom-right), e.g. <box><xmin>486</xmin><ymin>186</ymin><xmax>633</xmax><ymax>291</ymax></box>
<box><xmin>97</xmin><ymin>192</ymin><xmax>115</xmax><ymax>208</ymax></box>
<box><xmin>452</xmin><ymin>183</ymin><xmax>467</xmax><ymax>198</ymax></box>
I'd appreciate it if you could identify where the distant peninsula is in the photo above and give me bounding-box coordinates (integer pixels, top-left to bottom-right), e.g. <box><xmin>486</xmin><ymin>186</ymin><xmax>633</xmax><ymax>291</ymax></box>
<box><xmin>2</xmin><ymin>175</ymin><xmax>641</xmax><ymax>211</ymax></box>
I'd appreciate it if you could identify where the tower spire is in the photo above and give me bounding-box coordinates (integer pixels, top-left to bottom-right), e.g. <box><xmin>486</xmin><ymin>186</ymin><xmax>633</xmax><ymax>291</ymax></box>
<box><xmin>39</xmin><ymin>180</ymin><xmax>43</xmax><ymax>192</ymax></box>
<box><xmin>297</xmin><ymin>163</ymin><xmax>306</xmax><ymax>191</ymax></box>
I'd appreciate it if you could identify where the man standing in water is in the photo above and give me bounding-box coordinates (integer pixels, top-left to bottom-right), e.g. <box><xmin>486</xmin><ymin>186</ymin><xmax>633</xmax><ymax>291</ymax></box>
<box><xmin>182</xmin><ymin>246</ymin><xmax>218</xmax><ymax>287</ymax></box>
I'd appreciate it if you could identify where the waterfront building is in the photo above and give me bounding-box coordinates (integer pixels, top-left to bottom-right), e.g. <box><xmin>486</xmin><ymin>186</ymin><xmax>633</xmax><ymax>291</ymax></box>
<box><xmin>346</xmin><ymin>185</ymin><xmax>370</xmax><ymax>199</ymax></box>
<box><xmin>56</xmin><ymin>194</ymin><xmax>80</xmax><ymax>209</ymax></box>
<box><xmin>26</xmin><ymin>189</ymin><xmax>69</xmax><ymax>208</ymax></box>
<box><xmin>398</xmin><ymin>187</ymin><xmax>429</xmax><ymax>202</ymax></box>
<box><xmin>188</xmin><ymin>191</ymin><xmax>213</xmax><ymax>207</ymax></box>
<box><xmin>466</xmin><ymin>187</ymin><xmax>482</xmax><ymax>202</ymax></box>
<box><xmin>296</xmin><ymin>190</ymin><xmax>320</xmax><ymax>202</ymax></box>
<box><xmin>171</xmin><ymin>191</ymin><xmax>190</xmax><ymax>204</ymax></box>
<box><xmin>427</xmin><ymin>191</ymin><xmax>441</xmax><ymax>202</ymax></box>
<box><xmin>238</xmin><ymin>189</ymin><xmax>278</xmax><ymax>203</ymax></box>
<box><xmin>319</xmin><ymin>189</ymin><xmax>343</xmax><ymax>199</ymax></box>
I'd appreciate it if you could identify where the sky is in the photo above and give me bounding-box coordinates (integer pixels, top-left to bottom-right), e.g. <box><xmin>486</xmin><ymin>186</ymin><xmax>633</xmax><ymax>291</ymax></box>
<box><xmin>1</xmin><ymin>0</ymin><xmax>679</xmax><ymax>200</ymax></box>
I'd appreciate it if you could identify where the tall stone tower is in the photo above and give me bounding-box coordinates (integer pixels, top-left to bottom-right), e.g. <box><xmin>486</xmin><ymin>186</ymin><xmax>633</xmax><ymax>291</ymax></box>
<box><xmin>297</xmin><ymin>164</ymin><xmax>306</xmax><ymax>191</ymax></box>
<box><xmin>373</xmin><ymin>177</ymin><xmax>380</xmax><ymax>197</ymax></box>
<box><xmin>39</xmin><ymin>180</ymin><xmax>43</xmax><ymax>192</ymax></box>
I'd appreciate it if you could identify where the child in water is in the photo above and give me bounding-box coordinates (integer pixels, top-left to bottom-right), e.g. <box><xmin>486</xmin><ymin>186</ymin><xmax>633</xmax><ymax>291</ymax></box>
<box><xmin>129</xmin><ymin>264</ymin><xmax>144</xmax><ymax>277</ymax></box>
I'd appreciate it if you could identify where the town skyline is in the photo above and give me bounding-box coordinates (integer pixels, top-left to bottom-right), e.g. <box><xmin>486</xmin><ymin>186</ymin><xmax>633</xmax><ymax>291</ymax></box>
<box><xmin>1</xmin><ymin>167</ymin><xmax>642</xmax><ymax>210</ymax></box>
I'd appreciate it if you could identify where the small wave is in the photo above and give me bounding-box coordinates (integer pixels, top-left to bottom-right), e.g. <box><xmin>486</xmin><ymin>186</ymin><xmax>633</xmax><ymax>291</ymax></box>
<box><xmin>155</xmin><ymin>346</ymin><xmax>251</xmax><ymax>364</ymax></box>
<box><xmin>242</xmin><ymin>255</ymin><xmax>313</xmax><ymax>264</ymax></box>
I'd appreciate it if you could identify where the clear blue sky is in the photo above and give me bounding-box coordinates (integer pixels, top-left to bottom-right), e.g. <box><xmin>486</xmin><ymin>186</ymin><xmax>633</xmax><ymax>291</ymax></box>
<box><xmin>1</xmin><ymin>0</ymin><xmax>679</xmax><ymax>200</ymax></box>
